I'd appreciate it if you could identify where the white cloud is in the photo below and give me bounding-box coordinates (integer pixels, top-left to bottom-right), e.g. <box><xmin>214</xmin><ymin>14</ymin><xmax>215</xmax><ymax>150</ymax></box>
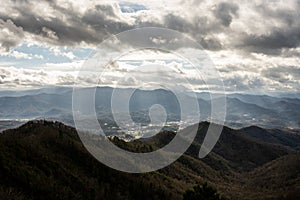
<box><xmin>49</xmin><ymin>47</ymin><xmax>76</xmax><ymax>60</ymax></box>
<box><xmin>0</xmin><ymin>50</ymin><xmax>44</xmax><ymax>60</ymax></box>
<box><xmin>0</xmin><ymin>66</ymin><xmax>78</xmax><ymax>89</ymax></box>
<box><xmin>0</xmin><ymin>0</ymin><xmax>299</xmax><ymax>93</ymax></box>
<box><xmin>44</xmin><ymin>60</ymin><xmax>84</xmax><ymax>71</ymax></box>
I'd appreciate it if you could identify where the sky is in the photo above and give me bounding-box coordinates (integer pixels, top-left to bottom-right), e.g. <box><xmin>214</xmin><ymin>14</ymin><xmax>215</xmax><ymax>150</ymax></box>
<box><xmin>0</xmin><ymin>0</ymin><xmax>299</xmax><ymax>94</ymax></box>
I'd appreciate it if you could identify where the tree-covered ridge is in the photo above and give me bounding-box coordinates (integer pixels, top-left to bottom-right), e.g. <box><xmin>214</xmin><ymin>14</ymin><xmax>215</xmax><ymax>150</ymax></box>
<box><xmin>183</xmin><ymin>183</ymin><xmax>226</xmax><ymax>200</ymax></box>
<box><xmin>0</xmin><ymin>120</ymin><xmax>299</xmax><ymax>199</ymax></box>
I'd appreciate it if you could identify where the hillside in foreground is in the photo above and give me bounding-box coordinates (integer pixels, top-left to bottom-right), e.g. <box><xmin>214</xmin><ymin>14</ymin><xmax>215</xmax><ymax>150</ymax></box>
<box><xmin>0</xmin><ymin>120</ymin><xmax>299</xmax><ymax>200</ymax></box>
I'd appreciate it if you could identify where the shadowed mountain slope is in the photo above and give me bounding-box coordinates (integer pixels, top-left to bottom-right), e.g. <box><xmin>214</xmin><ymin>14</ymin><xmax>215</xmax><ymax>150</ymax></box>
<box><xmin>0</xmin><ymin>120</ymin><xmax>299</xmax><ymax>200</ymax></box>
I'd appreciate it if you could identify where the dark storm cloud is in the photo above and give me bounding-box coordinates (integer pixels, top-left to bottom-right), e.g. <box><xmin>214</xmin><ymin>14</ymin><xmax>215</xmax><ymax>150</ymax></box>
<box><xmin>0</xmin><ymin>19</ymin><xmax>24</xmax><ymax>51</ymax></box>
<box><xmin>197</xmin><ymin>36</ymin><xmax>222</xmax><ymax>50</ymax></box>
<box><xmin>240</xmin><ymin>26</ymin><xmax>300</xmax><ymax>55</ymax></box>
<box><xmin>163</xmin><ymin>14</ymin><xmax>223</xmax><ymax>35</ymax></box>
<box><xmin>82</xmin><ymin>5</ymin><xmax>133</xmax><ymax>34</ymax></box>
<box><xmin>1</xmin><ymin>0</ymin><xmax>300</xmax><ymax>55</ymax></box>
<box><xmin>0</xmin><ymin>0</ymin><xmax>134</xmax><ymax>49</ymax></box>
<box><xmin>164</xmin><ymin>14</ymin><xmax>192</xmax><ymax>33</ymax></box>
<box><xmin>255</xmin><ymin>2</ymin><xmax>299</xmax><ymax>27</ymax></box>
<box><xmin>262</xmin><ymin>66</ymin><xmax>300</xmax><ymax>84</ymax></box>
<box><xmin>0</xmin><ymin>12</ymin><xmax>100</xmax><ymax>45</ymax></box>
<box><xmin>0</xmin><ymin>0</ymin><xmax>226</xmax><ymax>51</ymax></box>
<box><xmin>237</xmin><ymin>1</ymin><xmax>300</xmax><ymax>55</ymax></box>
<box><xmin>163</xmin><ymin>14</ymin><xmax>223</xmax><ymax>50</ymax></box>
<box><xmin>213</xmin><ymin>2</ymin><xmax>239</xmax><ymax>27</ymax></box>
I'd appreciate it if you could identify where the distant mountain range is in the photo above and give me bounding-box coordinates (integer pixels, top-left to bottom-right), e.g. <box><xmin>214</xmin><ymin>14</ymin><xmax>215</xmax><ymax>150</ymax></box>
<box><xmin>0</xmin><ymin>120</ymin><xmax>299</xmax><ymax>199</ymax></box>
<box><xmin>0</xmin><ymin>87</ymin><xmax>299</xmax><ymax>131</ymax></box>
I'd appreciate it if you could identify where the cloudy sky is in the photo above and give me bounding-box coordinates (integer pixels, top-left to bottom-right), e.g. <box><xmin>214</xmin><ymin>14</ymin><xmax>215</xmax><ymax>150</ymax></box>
<box><xmin>0</xmin><ymin>0</ymin><xmax>299</xmax><ymax>94</ymax></box>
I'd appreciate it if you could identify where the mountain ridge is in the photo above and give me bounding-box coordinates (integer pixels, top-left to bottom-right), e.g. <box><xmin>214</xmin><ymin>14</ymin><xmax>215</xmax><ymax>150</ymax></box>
<box><xmin>0</xmin><ymin>120</ymin><xmax>299</xmax><ymax>199</ymax></box>
<box><xmin>1</xmin><ymin>87</ymin><xmax>300</xmax><ymax>130</ymax></box>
